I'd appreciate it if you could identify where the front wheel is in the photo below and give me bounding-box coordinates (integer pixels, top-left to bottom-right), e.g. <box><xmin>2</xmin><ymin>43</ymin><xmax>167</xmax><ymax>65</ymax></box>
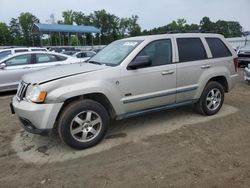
<box><xmin>58</xmin><ymin>99</ymin><xmax>109</xmax><ymax>149</ymax></box>
<box><xmin>194</xmin><ymin>81</ymin><xmax>224</xmax><ymax>116</ymax></box>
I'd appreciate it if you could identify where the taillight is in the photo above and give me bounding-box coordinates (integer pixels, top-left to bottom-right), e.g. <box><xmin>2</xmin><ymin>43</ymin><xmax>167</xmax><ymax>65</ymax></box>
<box><xmin>233</xmin><ymin>58</ymin><xmax>238</xmax><ymax>72</ymax></box>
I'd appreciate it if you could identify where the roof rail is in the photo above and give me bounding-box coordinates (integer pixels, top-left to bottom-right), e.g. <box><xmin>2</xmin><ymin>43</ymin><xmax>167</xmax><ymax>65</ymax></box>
<box><xmin>166</xmin><ymin>30</ymin><xmax>201</xmax><ymax>34</ymax></box>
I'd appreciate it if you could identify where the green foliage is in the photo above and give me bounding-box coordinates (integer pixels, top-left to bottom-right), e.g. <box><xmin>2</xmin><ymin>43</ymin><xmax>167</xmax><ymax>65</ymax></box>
<box><xmin>0</xmin><ymin>11</ymin><xmax>244</xmax><ymax>46</ymax></box>
<box><xmin>18</xmin><ymin>12</ymin><xmax>39</xmax><ymax>46</ymax></box>
<box><xmin>0</xmin><ymin>23</ymin><xmax>12</xmax><ymax>45</ymax></box>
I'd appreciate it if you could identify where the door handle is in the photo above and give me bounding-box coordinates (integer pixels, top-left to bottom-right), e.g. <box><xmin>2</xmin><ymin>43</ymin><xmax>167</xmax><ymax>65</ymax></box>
<box><xmin>201</xmin><ymin>65</ymin><xmax>211</xmax><ymax>69</ymax></box>
<box><xmin>162</xmin><ymin>70</ymin><xmax>174</xmax><ymax>75</ymax></box>
<box><xmin>23</xmin><ymin>66</ymin><xmax>31</xmax><ymax>69</ymax></box>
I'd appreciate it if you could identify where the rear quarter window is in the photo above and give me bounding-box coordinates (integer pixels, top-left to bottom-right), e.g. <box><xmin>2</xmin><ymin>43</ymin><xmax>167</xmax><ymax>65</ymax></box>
<box><xmin>205</xmin><ymin>38</ymin><xmax>232</xmax><ymax>58</ymax></box>
<box><xmin>57</xmin><ymin>55</ymin><xmax>67</xmax><ymax>61</ymax></box>
<box><xmin>177</xmin><ymin>38</ymin><xmax>207</xmax><ymax>62</ymax></box>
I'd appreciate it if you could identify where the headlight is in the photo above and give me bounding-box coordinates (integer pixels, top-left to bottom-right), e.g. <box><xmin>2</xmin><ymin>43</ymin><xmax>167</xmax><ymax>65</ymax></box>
<box><xmin>26</xmin><ymin>86</ymin><xmax>47</xmax><ymax>103</ymax></box>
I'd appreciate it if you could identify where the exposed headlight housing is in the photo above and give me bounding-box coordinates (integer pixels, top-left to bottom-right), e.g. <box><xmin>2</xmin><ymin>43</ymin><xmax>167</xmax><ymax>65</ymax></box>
<box><xmin>26</xmin><ymin>86</ymin><xmax>47</xmax><ymax>103</ymax></box>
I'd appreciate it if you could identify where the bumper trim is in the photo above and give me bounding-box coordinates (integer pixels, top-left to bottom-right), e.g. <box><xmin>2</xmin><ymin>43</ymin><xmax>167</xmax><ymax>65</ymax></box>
<box><xmin>19</xmin><ymin>117</ymin><xmax>52</xmax><ymax>136</ymax></box>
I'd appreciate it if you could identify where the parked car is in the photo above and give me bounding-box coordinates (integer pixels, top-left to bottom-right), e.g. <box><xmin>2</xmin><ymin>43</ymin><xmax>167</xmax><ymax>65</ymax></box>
<box><xmin>11</xmin><ymin>33</ymin><xmax>238</xmax><ymax>149</ymax></box>
<box><xmin>237</xmin><ymin>44</ymin><xmax>250</xmax><ymax>67</ymax></box>
<box><xmin>73</xmin><ymin>51</ymin><xmax>96</xmax><ymax>62</ymax></box>
<box><xmin>0</xmin><ymin>47</ymin><xmax>47</xmax><ymax>60</ymax></box>
<box><xmin>244</xmin><ymin>64</ymin><xmax>250</xmax><ymax>83</ymax></box>
<box><xmin>0</xmin><ymin>51</ymin><xmax>80</xmax><ymax>92</ymax></box>
<box><xmin>49</xmin><ymin>47</ymin><xmax>80</xmax><ymax>53</ymax></box>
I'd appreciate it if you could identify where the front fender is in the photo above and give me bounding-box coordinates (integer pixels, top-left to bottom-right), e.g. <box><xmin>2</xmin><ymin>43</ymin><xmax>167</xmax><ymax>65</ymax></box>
<box><xmin>45</xmin><ymin>80</ymin><xmax>125</xmax><ymax>116</ymax></box>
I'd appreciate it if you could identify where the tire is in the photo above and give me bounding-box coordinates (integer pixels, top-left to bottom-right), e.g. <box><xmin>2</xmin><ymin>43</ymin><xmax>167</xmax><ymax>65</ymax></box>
<box><xmin>194</xmin><ymin>81</ymin><xmax>224</xmax><ymax>116</ymax></box>
<box><xmin>58</xmin><ymin>99</ymin><xmax>109</xmax><ymax>149</ymax></box>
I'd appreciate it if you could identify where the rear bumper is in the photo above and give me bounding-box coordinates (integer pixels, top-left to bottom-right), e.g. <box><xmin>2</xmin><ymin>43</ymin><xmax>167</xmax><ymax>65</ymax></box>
<box><xmin>244</xmin><ymin>67</ymin><xmax>250</xmax><ymax>81</ymax></box>
<box><xmin>228</xmin><ymin>74</ymin><xmax>238</xmax><ymax>91</ymax></box>
<box><xmin>12</xmin><ymin>97</ymin><xmax>63</xmax><ymax>134</ymax></box>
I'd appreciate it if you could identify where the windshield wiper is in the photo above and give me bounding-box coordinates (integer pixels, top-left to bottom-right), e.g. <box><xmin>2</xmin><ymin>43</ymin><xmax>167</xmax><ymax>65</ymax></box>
<box><xmin>88</xmin><ymin>60</ymin><xmax>102</xmax><ymax>65</ymax></box>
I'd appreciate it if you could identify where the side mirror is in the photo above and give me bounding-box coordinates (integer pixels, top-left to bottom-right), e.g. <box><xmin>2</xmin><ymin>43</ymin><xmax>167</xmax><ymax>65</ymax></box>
<box><xmin>128</xmin><ymin>56</ymin><xmax>152</xmax><ymax>70</ymax></box>
<box><xmin>0</xmin><ymin>63</ymin><xmax>6</xmax><ymax>69</ymax></box>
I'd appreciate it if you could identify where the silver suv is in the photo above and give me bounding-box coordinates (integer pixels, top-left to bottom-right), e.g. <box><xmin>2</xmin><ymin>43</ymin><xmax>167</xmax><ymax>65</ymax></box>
<box><xmin>11</xmin><ymin>33</ymin><xmax>238</xmax><ymax>149</ymax></box>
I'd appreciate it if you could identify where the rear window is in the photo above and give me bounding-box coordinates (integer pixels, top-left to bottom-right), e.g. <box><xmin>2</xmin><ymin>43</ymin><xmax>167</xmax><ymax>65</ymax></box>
<box><xmin>206</xmin><ymin>38</ymin><xmax>232</xmax><ymax>58</ymax></box>
<box><xmin>177</xmin><ymin>38</ymin><xmax>207</xmax><ymax>62</ymax></box>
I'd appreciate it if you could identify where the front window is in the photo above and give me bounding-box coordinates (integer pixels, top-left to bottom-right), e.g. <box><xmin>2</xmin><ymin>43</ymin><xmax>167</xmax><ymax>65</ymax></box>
<box><xmin>5</xmin><ymin>54</ymin><xmax>31</xmax><ymax>66</ymax></box>
<box><xmin>89</xmin><ymin>40</ymin><xmax>142</xmax><ymax>66</ymax></box>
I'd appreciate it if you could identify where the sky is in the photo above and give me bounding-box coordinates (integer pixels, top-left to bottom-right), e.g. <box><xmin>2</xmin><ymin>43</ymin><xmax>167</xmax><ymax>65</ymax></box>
<box><xmin>0</xmin><ymin>0</ymin><xmax>250</xmax><ymax>31</ymax></box>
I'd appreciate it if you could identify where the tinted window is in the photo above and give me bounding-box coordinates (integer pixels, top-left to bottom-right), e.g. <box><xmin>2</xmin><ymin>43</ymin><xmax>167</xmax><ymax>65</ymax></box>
<box><xmin>31</xmin><ymin>49</ymin><xmax>47</xmax><ymax>52</ymax></box>
<box><xmin>206</xmin><ymin>38</ymin><xmax>232</xmax><ymax>58</ymax></box>
<box><xmin>14</xmin><ymin>49</ymin><xmax>28</xmax><ymax>53</ymax></box>
<box><xmin>57</xmin><ymin>55</ymin><xmax>67</xmax><ymax>61</ymax></box>
<box><xmin>5</xmin><ymin>54</ymin><xmax>31</xmax><ymax>66</ymax></box>
<box><xmin>137</xmin><ymin>39</ymin><xmax>172</xmax><ymax>66</ymax></box>
<box><xmin>86</xmin><ymin>52</ymin><xmax>95</xmax><ymax>57</ymax></box>
<box><xmin>177</xmin><ymin>38</ymin><xmax>207</xmax><ymax>62</ymax></box>
<box><xmin>0</xmin><ymin>50</ymin><xmax>11</xmax><ymax>59</ymax></box>
<box><xmin>76</xmin><ymin>52</ymin><xmax>86</xmax><ymax>58</ymax></box>
<box><xmin>36</xmin><ymin>54</ymin><xmax>57</xmax><ymax>63</ymax></box>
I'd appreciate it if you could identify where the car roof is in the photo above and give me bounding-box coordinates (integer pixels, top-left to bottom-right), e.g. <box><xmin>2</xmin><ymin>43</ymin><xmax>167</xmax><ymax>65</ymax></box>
<box><xmin>0</xmin><ymin>47</ymin><xmax>47</xmax><ymax>52</ymax></box>
<box><xmin>120</xmin><ymin>33</ymin><xmax>224</xmax><ymax>41</ymax></box>
<box><xmin>0</xmin><ymin>51</ymin><xmax>72</xmax><ymax>62</ymax></box>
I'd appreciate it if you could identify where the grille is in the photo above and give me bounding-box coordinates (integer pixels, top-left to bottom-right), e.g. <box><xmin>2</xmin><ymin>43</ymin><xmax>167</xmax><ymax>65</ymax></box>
<box><xmin>16</xmin><ymin>81</ymin><xmax>29</xmax><ymax>101</ymax></box>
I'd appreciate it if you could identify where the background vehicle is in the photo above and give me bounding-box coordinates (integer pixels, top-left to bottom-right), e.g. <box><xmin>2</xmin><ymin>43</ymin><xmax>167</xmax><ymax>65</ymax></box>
<box><xmin>0</xmin><ymin>47</ymin><xmax>47</xmax><ymax>60</ymax></box>
<box><xmin>244</xmin><ymin>64</ymin><xmax>250</xmax><ymax>83</ymax></box>
<box><xmin>73</xmin><ymin>51</ymin><xmax>96</xmax><ymax>61</ymax></box>
<box><xmin>0</xmin><ymin>51</ymin><xmax>80</xmax><ymax>92</ymax></box>
<box><xmin>237</xmin><ymin>44</ymin><xmax>250</xmax><ymax>67</ymax></box>
<box><xmin>12</xmin><ymin>33</ymin><xmax>238</xmax><ymax>149</ymax></box>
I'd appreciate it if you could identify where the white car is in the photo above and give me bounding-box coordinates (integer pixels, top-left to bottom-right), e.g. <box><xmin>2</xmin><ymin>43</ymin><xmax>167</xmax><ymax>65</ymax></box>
<box><xmin>0</xmin><ymin>47</ymin><xmax>48</xmax><ymax>60</ymax></box>
<box><xmin>0</xmin><ymin>51</ymin><xmax>80</xmax><ymax>92</ymax></box>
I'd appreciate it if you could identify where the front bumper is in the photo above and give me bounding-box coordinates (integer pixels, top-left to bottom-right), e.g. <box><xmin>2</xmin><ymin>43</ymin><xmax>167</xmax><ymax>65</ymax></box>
<box><xmin>12</xmin><ymin>97</ymin><xmax>63</xmax><ymax>135</ymax></box>
<box><xmin>244</xmin><ymin>67</ymin><xmax>250</xmax><ymax>81</ymax></box>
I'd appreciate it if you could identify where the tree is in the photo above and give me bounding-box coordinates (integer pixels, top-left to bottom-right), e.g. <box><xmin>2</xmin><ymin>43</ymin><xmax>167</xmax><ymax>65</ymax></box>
<box><xmin>0</xmin><ymin>23</ymin><xmax>11</xmax><ymax>45</ymax></box>
<box><xmin>215</xmin><ymin>20</ymin><xmax>242</xmax><ymax>38</ymax></box>
<box><xmin>127</xmin><ymin>15</ymin><xmax>141</xmax><ymax>36</ymax></box>
<box><xmin>9</xmin><ymin>18</ymin><xmax>23</xmax><ymax>45</ymax></box>
<box><xmin>73</xmin><ymin>11</ymin><xmax>91</xmax><ymax>25</ymax></box>
<box><xmin>200</xmin><ymin>17</ymin><xmax>216</xmax><ymax>33</ymax></box>
<box><xmin>90</xmin><ymin>9</ymin><xmax>120</xmax><ymax>44</ymax></box>
<box><xmin>62</xmin><ymin>10</ymin><xmax>74</xmax><ymax>24</ymax></box>
<box><xmin>18</xmin><ymin>12</ymin><xmax>39</xmax><ymax>46</ymax></box>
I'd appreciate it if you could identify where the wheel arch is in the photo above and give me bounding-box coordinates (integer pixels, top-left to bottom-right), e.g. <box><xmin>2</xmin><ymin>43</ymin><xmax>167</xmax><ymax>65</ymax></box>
<box><xmin>57</xmin><ymin>93</ymin><xmax>117</xmax><ymax>121</ymax></box>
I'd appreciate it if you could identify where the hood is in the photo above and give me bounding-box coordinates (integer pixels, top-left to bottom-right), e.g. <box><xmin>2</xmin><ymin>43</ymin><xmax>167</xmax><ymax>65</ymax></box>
<box><xmin>22</xmin><ymin>63</ymin><xmax>108</xmax><ymax>84</ymax></box>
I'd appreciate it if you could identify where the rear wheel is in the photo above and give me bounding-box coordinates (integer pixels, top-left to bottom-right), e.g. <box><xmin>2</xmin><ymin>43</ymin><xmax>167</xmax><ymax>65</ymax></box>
<box><xmin>194</xmin><ymin>81</ymin><xmax>224</xmax><ymax>116</ymax></box>
<box><xmin>58</xmin><ymin>99</ymin><xmax>109</xmax><ymax>149</ymax></box>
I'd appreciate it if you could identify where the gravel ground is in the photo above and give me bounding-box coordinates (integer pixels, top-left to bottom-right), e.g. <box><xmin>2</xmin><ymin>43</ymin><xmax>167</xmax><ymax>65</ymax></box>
<box><xmin>0</xmin><ymin>70</ymin><xmax>249</xmax><ymax>188</ymax></box>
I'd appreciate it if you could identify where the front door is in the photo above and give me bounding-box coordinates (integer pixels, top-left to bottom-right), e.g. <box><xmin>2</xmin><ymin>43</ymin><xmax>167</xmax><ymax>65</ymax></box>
<box><xmin>120</xmin><ymin>39</ymin><xmax>177</xmax><ymax>113</ymax></box>
<box><xmin>0</xmin><ymin>54</ymin><xmax>32</xmax><ymax>90</ymax></box>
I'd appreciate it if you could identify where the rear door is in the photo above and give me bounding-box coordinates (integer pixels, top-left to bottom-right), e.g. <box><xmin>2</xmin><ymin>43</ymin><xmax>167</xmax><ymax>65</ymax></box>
<box><xmin>0</xmin><ymin>54</ymin><xmax>32</xmax><ymax>89</ymax></box>
<box><xmin>175</xmin><ymin>37</ymin><xmax>211</xmax><ymax>102</ymax></box>
<box><xmin>33</xmin><ymin>53</ymin><xmax>67</xmax><ymax>68</ymax></box>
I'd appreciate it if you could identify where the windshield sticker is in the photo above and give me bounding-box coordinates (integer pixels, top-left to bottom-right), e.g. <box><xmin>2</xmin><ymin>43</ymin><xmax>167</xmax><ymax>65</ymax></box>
<box><xmin>123</xmin><ymin>42</ymin><xmax>138</xmax><ymax>46</ymax></box>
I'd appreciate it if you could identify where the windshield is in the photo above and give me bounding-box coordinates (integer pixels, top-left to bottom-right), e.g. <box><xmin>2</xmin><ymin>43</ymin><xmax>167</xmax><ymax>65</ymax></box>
<box><xmin>0</xmin><ymin>50</ymin><xmax>11</xmax><ymax>60</ymax></box>
<box><xmin>89</xmin><ymin>40</ymin><xmax>142</xmax><ymax>66</ymax></box>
